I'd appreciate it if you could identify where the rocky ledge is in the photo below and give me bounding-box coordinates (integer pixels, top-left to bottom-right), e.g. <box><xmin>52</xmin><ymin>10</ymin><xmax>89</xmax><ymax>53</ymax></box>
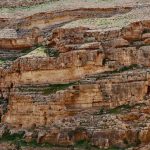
<box><xmin>0</xmin><ymin>0</ymin><xmax>150</xmax><ymax>150</ymax></box>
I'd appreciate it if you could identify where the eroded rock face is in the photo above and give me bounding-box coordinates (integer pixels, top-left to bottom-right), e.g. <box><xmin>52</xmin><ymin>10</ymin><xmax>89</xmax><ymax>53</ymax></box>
<box><xmin>0</xmin><ymin>6</ymin><xmax>132</xmax><ymax>50</ymax></box>
<box><xmin>0</xmin><ymin>1</ymin><xmax>150</xmax><ymax>149</ymax></box>
<box><xmin>1</xmin><ymin>20</ymin><xmax>150</xmax><ymax>88</ymax></box>
<box><xmin>0</xmin><ymin>0</ymin><xmax>50</xmax><ymax>7</ymax></box>
<box><xmin>2</xmin><ymin>70</ymin><xmax>149</xmax><ymax>128</ymax></box>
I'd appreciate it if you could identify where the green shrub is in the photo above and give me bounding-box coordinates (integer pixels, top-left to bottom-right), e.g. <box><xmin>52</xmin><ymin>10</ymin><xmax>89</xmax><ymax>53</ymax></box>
<box><xmin>0</xmin><ymin>131</ymin><xmax>25</xmax><ymax>142</ymax></box>
<box><xmin>0</xmin><ymin>131</ymin><xmax>54</xmax><ymax>148</ymax></box>
<box><xmin>46</xmin><ymin>48</ymin><xmax>60</xmax><ymax>57</ymax></box>
<box><xmin>43</xmin><ymin>82</ymin><xmax>75</xmax><ymax>95</ymax></box>
<box><xmin>75</xmin><ymin>140</ymin><xmax>91</xmax><ymax>149</ymax></box>
<box><xmin>96</xmin><ymin>103</ymin><xmax>146</xmax><ymax>115</ymax></box>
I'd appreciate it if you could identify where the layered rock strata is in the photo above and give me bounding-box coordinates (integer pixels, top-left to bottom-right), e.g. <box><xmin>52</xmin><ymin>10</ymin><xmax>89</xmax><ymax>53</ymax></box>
<box><xmin>0</xmin><ymin>1</ymin><xmax>150</xmax><ymax>149</ymax></box>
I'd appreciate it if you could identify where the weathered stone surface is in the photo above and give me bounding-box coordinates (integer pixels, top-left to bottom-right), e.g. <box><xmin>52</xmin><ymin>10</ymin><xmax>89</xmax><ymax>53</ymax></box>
<box><xmin>0</xmin><ymin>1</ymin><xmax>150</xmax><ymax>149</ymax></box>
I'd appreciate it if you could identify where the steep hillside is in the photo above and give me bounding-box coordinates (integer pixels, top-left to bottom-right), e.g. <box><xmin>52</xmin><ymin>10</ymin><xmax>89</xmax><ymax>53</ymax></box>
<box><xmin>0</xmin><ymin>0</ymin><xmax>150</xmax><ymax>149</ymax></box>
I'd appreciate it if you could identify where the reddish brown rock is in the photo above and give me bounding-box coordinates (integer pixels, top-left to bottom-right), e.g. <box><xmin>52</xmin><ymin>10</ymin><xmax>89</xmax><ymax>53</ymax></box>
<box><xmin>121</xmin><ymin>22</ymin><xmax>143</xmax><ymax>41</ymax></box>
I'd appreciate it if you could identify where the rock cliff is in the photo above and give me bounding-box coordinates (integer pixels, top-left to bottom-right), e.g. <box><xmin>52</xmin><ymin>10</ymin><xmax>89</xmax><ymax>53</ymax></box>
<box><xmin>0</xmin><ymin>0</ymin><xmax>150</xmax><ymax>149</ymax></box>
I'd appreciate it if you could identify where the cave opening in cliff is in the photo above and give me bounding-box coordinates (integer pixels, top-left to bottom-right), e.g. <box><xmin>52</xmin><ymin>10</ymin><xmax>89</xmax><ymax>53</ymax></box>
<box><xmin>10</xmin><ymin>83</ymin><xmax>13</xmax><ymax>88</ymax></box>
<box><xmin>147</xmin><ymin>86</ymin><xmax>150</xmax><ymax>95</ymax></box>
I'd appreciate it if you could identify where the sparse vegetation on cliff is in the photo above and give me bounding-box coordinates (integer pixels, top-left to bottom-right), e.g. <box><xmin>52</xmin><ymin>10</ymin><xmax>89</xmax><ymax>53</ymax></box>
<box><xmin>0</xmin><ymin>58</ymin><xmax>15</xmax><ymax>65</ymax></box>
<box><xmin>0</xmin><ymin>59</ymin><xmax>5</xmax><ymax>65</ymax></box>
<box><xmin>22</xmin><ymin>46</ymin><xmax>47</xmax><ymax>57</ymax></box>
<box><xmin>96</xmin><ymin>103</ymin><xmax>146</xmax><ymax>115</ymax></box>
<box><xmin>0</xmin><ymin>0</ymin><xmax>150</xmax><ymax>149</ymax></box>
<box><xmin>18</xmin><ymin>82</ymin><xmax>76</xmax><ymax>95</ymax></box>
<box><xmin>63</xmin><ymin>17</ymin><xmax>131</xmax><ymax>29</ymax></box>
<box><xmin>99</xmin><ymin>64</ymin><xmax>141</xmax><ymax>76</ymax></box>
<box><xmin>116</xmin><ymin>64</ymin><xmax>140</xmax><ymax>72</ymax></box>
<box><xmin>43</xmin><ymin>82</ymin><xmax>76</xmax><ymax>95</ymax></box>
<box><xmin>75</xmin><ymin>140</ymin><xmax>98</xmax><ymax>150</ymax></box>
<box><xmin>45</xmin><ymin>48</ymin><xmax>60</xmax><ymax>57</ymax></box>
<box><xmin>0</xmin><ymin>132</ymin><xmax>54</xmax><ymax>148</ymax></box>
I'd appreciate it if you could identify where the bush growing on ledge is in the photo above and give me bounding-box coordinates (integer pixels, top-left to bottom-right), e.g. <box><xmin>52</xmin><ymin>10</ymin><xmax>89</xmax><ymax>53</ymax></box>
<box><xmin>109</xmin><ymin>64</ymin><xmax>140</xmax><ymax>74</ymax></box>
<box><xmin>0</xmin><ymin>131</ymin><xmax>25</xmax><ymax>143</ymax></box>
<box><xmin>0</xmin><ymin>59</ymin><xmax>5</xmax><ymax>65</ymax></box>
<box><xmin>0</xmin><ymin>58</ymin><xmax>16</xmax><ymax>65</ymax></box>
<box><xmin>107</xmin><ymin>104</ymin><xmax>131</xmax><ymax>114</ymax></box>
<box><xmin>21</xmin><ymin>140</ymin><xmax>53</xmax><ymax>148</ymax></box>
<box><xmin>99</xmin><ymin>64</ymin><xmax>141</xmax><ymax>76</ymax></box>
<box><xmin>18</xmin><ymin>82</ymin><xmax>77</xmax><ymax>95</ymax></box>
<box><xmin>0</xmin><ymin>97</ymin><xmax>5</xmax><ymax>105</ymax></box>
<box><xmin>23</xmin><ymin>46</ymin><xmax>47</xmax><ymax>57</ymax></box>
<box><xmin>0</xmin><ymin>131</ymin><xmax>54</xmax><ymax>148</ymax></box>
<box><xmin>43</xmin><ymin>82</ymin><xmax>76</xmax><ymax>95</ymax></box>
<box><xmin>74</xmin><ymin>140</ymin><xmax>100</xmax><ymax>150</ymax></box>
<box><xmin>117</xmin><ymin>64</ymin><xmax>140</xmax><ymax>72</ymax></box>
<box><xmin>46</xmin><ymin>48</ymin><xmax>60</xmax><ymax>57</ymax></box>
<box><xmin>96</xmin><ymin>103</ymin><xmax>146</xmax><ymax>115</ymax></box>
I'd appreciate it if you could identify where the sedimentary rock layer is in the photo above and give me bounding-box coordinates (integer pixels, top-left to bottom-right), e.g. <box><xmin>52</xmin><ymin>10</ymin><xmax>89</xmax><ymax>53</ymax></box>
<box><xmin>0</xmin><ymin>1</ymin><xmax>150</xmax><ymax>149</ymax></box>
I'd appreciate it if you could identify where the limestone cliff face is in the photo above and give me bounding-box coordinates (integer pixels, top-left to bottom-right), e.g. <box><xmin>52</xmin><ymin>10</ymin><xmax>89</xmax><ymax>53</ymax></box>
<box><xmin>0</xmin><ymin>7</ymin><xmax>132</xmax><ymax>50</ymax></box>
<box><xmin>2</xmin><ymin>70</ymin><xmax>149</xmax><ymax>128</ymax></box>
<box><xmin>1</xmin><ymin>20</ymin><xmax>150</xmax><ymax>88</ymax></box>
<box><xmin>0</xmin><ymin>1</ymin><xmax>150</xmax><ymax>149</ymax></box>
